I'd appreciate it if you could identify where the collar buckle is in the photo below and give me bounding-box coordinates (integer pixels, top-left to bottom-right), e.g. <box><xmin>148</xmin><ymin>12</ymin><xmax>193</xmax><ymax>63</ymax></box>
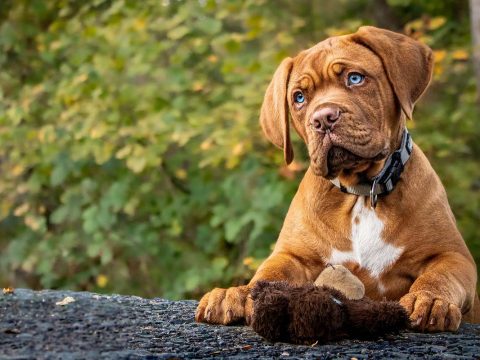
<box><xmin>330</xmin><ymin>128</ymin><xmax>413</xmax><ymax>208</ymax></box>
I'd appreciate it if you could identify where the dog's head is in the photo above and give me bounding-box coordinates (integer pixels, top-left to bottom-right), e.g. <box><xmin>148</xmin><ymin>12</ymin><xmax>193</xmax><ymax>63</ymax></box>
<box><xmin>260</xmin><ymin>26</ymin><xmax>433</xmax><ymax>183</ymax></box>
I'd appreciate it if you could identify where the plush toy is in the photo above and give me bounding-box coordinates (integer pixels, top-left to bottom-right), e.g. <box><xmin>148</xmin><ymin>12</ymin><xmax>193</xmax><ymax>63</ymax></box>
<box><xmin>250</xmin><ymin>265</ymin><xmax>409</xmax><ymax>344</ymax></box>
<box><xmin>314</xmin><ymin>264</ymin><xmax>366</xmax><ymax>300</ymax></box>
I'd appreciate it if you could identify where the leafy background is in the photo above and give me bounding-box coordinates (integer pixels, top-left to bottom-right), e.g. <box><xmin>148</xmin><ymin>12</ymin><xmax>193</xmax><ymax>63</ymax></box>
<box><xmin>0</xmin><ymin>0</ymin><xmax>478</xmax><ymax>299</ymax></box>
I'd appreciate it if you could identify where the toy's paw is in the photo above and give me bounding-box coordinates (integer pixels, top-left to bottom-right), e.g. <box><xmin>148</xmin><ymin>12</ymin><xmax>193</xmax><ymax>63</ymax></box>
<box><xmin>195</xmin><ymin>285</ymin><xmax>253</xmax><ymax>325</ymax></box>
<box><xmin>399</xmin><ymin>290</ymin><xmax>461</xmax><ymax>332</ymax></box>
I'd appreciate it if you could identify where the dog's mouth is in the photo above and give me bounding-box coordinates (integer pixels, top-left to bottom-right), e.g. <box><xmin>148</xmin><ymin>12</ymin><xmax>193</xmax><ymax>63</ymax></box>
<box><xmin>309</xmin><ymin>131</ymin><xmax>389</xmax><ymax>179</ymax></box>
<box><xmin>326</xmin><ymin>146</ymin><xmax>365</xmax><ymax>179</ymax></box>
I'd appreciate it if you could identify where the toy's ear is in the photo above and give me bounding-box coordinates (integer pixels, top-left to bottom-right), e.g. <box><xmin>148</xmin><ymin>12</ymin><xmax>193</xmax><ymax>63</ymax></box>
<box><xmin>351</xmin><ymin>26</ymin><xmax>433</xmax><ymax>119</ymax></box>
<box><xmin>260</xmin><ymin>58</ymin><xmax>294</xmax><ymax>164</ymax></box>
<box><xmin>315</xmin><ymin>265</ymin><xmax>365</xmax><ymax>300</ymax></box>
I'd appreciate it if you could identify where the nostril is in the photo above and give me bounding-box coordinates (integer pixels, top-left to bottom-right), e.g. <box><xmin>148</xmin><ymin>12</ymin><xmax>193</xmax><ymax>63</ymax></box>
<box><xmin>312</xmin><ymin>118</ymin><xmax>322</xmax><ymax>129</ymax></box>
<box><xmin>326</xmin><ymin>109</ymin><xmax>340</xmax><ymax>123</ymax></box>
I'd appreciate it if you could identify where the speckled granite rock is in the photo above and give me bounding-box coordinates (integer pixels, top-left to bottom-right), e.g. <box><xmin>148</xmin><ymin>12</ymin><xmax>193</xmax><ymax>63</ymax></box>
<box><xmin>0</xmin><ymin>289</ymin><xmax>479</xmax><ymax>359</ymax></box>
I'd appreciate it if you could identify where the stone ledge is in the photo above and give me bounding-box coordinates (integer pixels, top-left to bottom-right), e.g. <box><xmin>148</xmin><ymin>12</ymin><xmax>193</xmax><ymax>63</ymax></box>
<box><xmin>0</xmin><ymin>289</ymin><xmax>479</xmax><ymax>359</ymax></box>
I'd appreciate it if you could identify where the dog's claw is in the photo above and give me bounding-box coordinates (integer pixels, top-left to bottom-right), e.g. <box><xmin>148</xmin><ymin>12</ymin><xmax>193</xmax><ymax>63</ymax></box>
<box><xmin>415</xmin><ymin>317</ymin><xmax>422</xmax><ymax>326</ymax></box>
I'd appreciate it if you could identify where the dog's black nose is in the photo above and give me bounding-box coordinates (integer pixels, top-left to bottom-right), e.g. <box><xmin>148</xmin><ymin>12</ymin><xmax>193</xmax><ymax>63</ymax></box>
<box><xmin>311</xmin><ymin>107</ymin><xmax>341</xmax><ymax>132</ymax></box>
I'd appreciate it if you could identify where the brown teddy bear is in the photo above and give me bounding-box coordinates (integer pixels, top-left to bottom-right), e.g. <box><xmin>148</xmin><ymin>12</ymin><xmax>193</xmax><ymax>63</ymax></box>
<box><xmin>250</xmin><ymin>265</ymin><xmax>409</xmax><ymax>344</ymax></box>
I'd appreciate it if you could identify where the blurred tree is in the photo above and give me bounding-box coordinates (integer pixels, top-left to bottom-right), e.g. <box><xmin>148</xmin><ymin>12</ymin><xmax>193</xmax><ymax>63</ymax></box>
<box><xmin>0</xmin><ymin>0</ymin><xmax>478</xmax><ymax>298</ymax></box>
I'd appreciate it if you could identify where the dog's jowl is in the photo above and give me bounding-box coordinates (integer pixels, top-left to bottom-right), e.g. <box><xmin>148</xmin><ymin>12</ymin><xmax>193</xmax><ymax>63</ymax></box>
<box><xmin>195</xmin><ymin>26</ymin><xmax>480</xmax><ymax>332</ymax></box>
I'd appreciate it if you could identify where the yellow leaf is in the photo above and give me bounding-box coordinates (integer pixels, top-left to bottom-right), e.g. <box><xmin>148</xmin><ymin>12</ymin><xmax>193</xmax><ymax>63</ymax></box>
<box><xmin>207</xmin><ymin>55</ymin><xmax>218</xmax><ymax>63</ymax></box>
<box><xmin>126</xmin><ymin>157</ymin><xmax>147</xmax><ymax>173</ymax></box>
<box><xmin>124</xmin><ymin>197</ymin><xmax>140</xmax><ymax>216</ymax></box>
<box><xmin>232</xmin><ymin>143</ymin><xmax>244</xmax><ymax>156</ymax></box>
<box><xmin>96</xmin><ymin>274</ymin><xmax>108</xmax><ymax>288</ymax></box>
<box><xmin>49</xmin><ymin>40</ymin><xmax>62</xmax><ymax>51</ymax></box>
<box><xmin>24</xmin><ymin>215</ymin><xmax>41</xmax><ymax>231</ymax></box>
<box><xmin>11</xmin><ymin>164</ymin><xmax>25</xmax><ymax>177</ymax></box>
<box><xmin>434</xmin><ymin>64</ymin><xmax>444</xmax><ymax>77</ymax></box>
<box><xmin>452</xmin><ymin>49</ymin><xmax>469</xmax><ymax>61</ymax></box>
<box><xmin>417</xmin><ymin>35</ymin><xmax>432</xmax><ymax>45</ymax></box>
<box><xmin>73</xmin><ymin>73</ymin><xmax>88</xmax><ymax>85</ymax></box>
<box><xmin>243</xmin><ymin>257</ymin><xmax>262</xmax><ymax>271</ymax></box>
<box><xmin>192</xmin><ymin>81</ymin><xmax>204</xmax><ymax>91</ymax></box>
<box><xmin>225</xmin><ymin>157</ymin><xmax>239</xmax><ymax>169</ymax></box>
<box><xmin>200</xmin><ymin>139</ymin><xmax>213</xmax><ymax>150</ymax></box>
<box><xmin>37</xmin><ymin>125</ymin><xmax>56</xmax><ymax>143</ymax></box>
<box><xmin>133</xmin><ymin>18</ymin><xmax>146</xmax><ymax>31</ymax></box>
<box><xmin>14</xmin><ymin>203</ymin><xmax>29</xmax><ymax>217</ymax></box>
<box><xmin>90</xmin><ymin>123</ymin><xmax>108</xmax><ymax>139</ymax></box>
<box><xmin>433</xmin><ymin>50</ymin><xmax>447</xmax><ymax>63</ymax></box>
<box><xmin>429</xmin><ymin>17</ymin><xmax>446</xmax><ymax>30</ymax></box>
<box><xmin>405</xmin><ymin>19</ymin><xmax>424</xmax><ymax>33</ymax></box>
<box><xmin>116</xmin><ymin>145</ymin><xmax>132</xmax><ymax>159</ymax></box>
<box><xmin>243</xmin><ymin>257</ymin><xmax>254</xmax><ymax>266</ymax></box>
<box><xmin>175</xmin><ymin>169</ymin><xmax>187</xmax><ymax>179</ymax></box>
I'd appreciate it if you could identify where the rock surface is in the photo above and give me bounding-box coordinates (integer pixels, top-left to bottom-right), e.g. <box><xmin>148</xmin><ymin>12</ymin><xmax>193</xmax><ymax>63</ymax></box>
<box><xmin>0</xmin><ymin>289</ymin><xmax>479</xmax><ymax>359</ymax></box>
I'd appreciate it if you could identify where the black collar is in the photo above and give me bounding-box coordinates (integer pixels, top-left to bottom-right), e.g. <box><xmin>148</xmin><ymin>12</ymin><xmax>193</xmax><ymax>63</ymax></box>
<box><xmin>330</xmin><ymin>128</ymin><xmax>413</xmax><ymax>208</ymax></box>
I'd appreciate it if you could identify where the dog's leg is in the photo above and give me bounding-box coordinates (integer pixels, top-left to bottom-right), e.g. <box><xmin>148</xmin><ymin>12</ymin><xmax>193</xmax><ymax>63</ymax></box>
<box><xmin>195</xmin><ymin>251</ymin><xmax>319</xmax><ymax>325</ymax></box>
<box><xmin>195</xmin><ymin>284</ymin><xmax>253</xmax><ymax>325</ymax></box>
<box><xmin>399</xmin><ymin>251</ymin><xmax>477</xmax><ymax>332</ymax></box>
<box><xmin>196</xmin><ymin>187</ymin><xmax>326</xmax><ymax>325</ymax></box>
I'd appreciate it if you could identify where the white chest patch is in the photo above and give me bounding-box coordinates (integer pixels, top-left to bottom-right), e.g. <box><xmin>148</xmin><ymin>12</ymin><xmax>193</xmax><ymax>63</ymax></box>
<box><xmin>328</xmin><ymin>198</ymin><xmax>404</xmax><ymax>278</ymax></box>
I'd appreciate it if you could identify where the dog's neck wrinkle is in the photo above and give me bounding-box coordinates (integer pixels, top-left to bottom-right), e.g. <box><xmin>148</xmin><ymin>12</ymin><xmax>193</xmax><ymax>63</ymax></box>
<box><xmin>336</xmin><ymin>161</ymin><xmax>384</xmax><ymax>187</ymax></box>
<box><xmin>335</xmin><ymin>121</ymin><xmax>407</xmax><ymax>187</ymax></box>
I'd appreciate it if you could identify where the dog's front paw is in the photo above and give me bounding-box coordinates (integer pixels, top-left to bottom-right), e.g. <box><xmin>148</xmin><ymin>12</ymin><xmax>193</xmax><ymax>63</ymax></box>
<box><xmin>195</xmin><ymin>285</ymin><xmax>253</xmax><ymax>325</ymax></box>
<box><xmin>399</xmin><ymin>290</ymin><xmax>461</xmax><ymax>332</ymax></box>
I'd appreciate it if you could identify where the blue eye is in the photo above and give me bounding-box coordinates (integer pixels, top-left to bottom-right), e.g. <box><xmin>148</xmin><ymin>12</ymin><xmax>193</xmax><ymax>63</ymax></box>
<box><xmin>347</xmin><ymin>73</ymin><xmax>365</xmax><ymax>86</ymax></box>
<box><xmin>294</xmin><ymin>91</ymin><xmax>305</xmax><ymax>103</ymax></box>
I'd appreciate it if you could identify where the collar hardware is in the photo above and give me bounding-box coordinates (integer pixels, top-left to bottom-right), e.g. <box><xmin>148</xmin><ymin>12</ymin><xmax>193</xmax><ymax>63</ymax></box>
<box><xmin>330</xmin><ymin>128</ymin><xmax>413</xmax><ymax>208</ymax></box>
<box><xmin>370</xmin><ymin>178</ymin><xmax>379</xmax><ymax>208</ymax></box>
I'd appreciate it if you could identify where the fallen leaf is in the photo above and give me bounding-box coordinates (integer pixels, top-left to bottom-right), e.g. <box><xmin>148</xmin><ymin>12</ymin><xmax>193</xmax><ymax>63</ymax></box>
<box><xmin>2</xmin><ymin>287</ymin><xmax>14</xmax><ymax>294</ymax></box>
<box><xmin>55</xmin><ymin>296</ymin><xmax>75</xmax><ymax>306</ymax></box>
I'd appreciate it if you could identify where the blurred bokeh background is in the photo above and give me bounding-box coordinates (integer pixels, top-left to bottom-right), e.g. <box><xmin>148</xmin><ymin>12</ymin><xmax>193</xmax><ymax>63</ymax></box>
<box><xmin>0</xmin><ymin>0</ymin><xmax>479</xmax><ymax>299</ymax></box>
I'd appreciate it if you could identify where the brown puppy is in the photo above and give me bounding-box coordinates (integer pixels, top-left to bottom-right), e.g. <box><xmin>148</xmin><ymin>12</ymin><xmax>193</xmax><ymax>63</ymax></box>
<box><xmin>195</xmin><ymin>26</ymin><xmax>480</xmax><ymax>332</ymax></box>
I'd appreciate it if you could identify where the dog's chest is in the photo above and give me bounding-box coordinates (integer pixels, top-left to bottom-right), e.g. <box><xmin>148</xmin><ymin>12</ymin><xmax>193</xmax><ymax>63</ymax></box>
<box><xmin>328</xmin><ymin>198</ymin><xmax>404</xmax><ymax>279</ymax></box>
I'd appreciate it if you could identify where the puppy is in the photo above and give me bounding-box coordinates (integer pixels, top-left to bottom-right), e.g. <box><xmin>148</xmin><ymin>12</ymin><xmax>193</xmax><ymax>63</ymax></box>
<box><xmin>195</xmin><ymin>26</ymin><xmax>479</xmax><ymax>332</ymax></box>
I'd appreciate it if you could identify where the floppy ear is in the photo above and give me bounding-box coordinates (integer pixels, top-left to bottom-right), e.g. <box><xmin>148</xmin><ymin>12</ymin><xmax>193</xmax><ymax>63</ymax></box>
<box><xmin>260</xmin><ymin>58</ymin><xmax>294</xmax><ymax>164</ymax></box>
<box><xmin>351</xmin><ymin>26</ymin><xmax>434</xmax><ymax>119</ymax></box>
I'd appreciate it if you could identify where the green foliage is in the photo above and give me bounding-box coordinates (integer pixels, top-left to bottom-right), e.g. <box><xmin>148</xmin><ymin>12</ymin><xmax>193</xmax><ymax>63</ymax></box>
<box><xmin>0</xmin><ymin>0</ymin><xmax>478</xmax><ymax>298</ymax></box>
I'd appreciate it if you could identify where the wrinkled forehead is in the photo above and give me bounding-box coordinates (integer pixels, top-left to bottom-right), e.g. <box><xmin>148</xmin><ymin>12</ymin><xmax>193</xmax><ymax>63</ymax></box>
<box><xmin>290</xmin><ymin>35</ymin><xmax>384</xmax><ymax>87</ymax></box>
